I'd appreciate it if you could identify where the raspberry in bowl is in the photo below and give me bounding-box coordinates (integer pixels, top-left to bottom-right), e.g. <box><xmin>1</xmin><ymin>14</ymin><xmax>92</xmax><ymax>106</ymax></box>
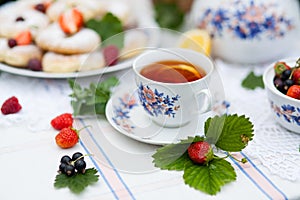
<box><xmin>263</xmin><ymin>58</ymin><xmax>300</xmax><ymax>134</ymax></box>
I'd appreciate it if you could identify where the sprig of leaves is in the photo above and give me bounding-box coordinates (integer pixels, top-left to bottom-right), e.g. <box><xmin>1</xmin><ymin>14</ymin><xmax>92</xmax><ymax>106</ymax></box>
<box><xmin>242</xmin><ymin>71</ymin><xmax>264</xmax><ymax>90</ymax></box>
<box><xmin>152</xmin><ymin>114</ymin><xmax>254</xmax><ymax>195</ymax></box>
<box><xmin>54</xmin><ymin>168</ymin><xmax>99</xmax><ymax>194</ymax></box>
<box><xmin>68</xmin><ymin>76</ymin><xmax>119</xmax><ymax>116</ymax></box>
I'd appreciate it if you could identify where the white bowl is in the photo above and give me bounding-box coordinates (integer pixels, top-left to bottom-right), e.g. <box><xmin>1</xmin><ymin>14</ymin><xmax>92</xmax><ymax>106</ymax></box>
<box><xmin>189</xmin><ymin>0</ymin><xmax>300</xmax><ymax>64</ymax></box>
<box><xmin>263</xmin><ymin>58</ymin><xmax>300</xmax><ymax>134</ymax></box>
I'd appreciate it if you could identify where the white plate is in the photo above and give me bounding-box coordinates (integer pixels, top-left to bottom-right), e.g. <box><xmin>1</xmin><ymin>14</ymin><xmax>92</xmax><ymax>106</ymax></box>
<box><xmin>0</xmin><ymin>56</ymin><xmax>135</xmax><ymax>79</ymax></box>
<box><xmin>105</xmin><ymin>84</ymin><xmax>229</xmax><ymax>145</ymax></box>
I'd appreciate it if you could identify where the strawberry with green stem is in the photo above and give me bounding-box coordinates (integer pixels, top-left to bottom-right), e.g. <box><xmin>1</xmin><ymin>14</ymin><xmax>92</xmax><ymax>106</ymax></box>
<box><xmin>55</xmin><ymin>126</ymin><xmax>90</xmax><ymax>149</ymax></box>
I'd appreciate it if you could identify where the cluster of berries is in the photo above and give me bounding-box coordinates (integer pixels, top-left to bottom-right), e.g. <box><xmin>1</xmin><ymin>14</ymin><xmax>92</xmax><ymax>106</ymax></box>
<box><xmin>58</xmin><ymin>152</ymin><xmax>87</xmax><ymax>176</ymax></box>
<box><xmin>273</xmin><ymin>59</ymin><xmax>300</xmax><ymax>100</ymax></box>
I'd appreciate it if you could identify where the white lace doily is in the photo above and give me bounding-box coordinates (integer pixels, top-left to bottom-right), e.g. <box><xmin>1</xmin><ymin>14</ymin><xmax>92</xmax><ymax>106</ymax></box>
<box><xmin>216</xmin><ymin>59</ymin><xmax>300</xmax><ymax>181</ymax></box>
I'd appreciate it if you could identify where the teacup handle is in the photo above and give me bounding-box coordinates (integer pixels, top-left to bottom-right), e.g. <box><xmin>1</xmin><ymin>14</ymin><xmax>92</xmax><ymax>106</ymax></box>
<box><xmin>195</xmin><ymin>89</ymin><xmax>212</xmax><ymax>114</ymax></box>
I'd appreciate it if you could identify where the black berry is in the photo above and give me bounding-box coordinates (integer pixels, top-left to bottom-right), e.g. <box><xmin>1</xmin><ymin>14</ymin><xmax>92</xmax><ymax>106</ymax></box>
<box><xmin>60</xmin><ymin>155</ymin><xmax>71</xmax><ymax>164</ymax></box>
<box><xmin>72</xmin><ymin>152</ymin><xmax>84</xmax><ymax>161</ymax></box>
<box><xmin>74</xmin><ymin>159</ymin><xmax>86</xmax><ymax>173</ymax></box>
<box><xmin>281</xmin><ymin>69</ymin><xmax>292</xmax><ymax>80</ymax></box>
<box><xmin>58</xmin><ymin>163</ymin><xmax>67</xmax><ymax>174</ymax></box>
<box><xmin>64</xmin><ymin>164</ymin><xmax>75</xmax><ymax>176</ymax></box>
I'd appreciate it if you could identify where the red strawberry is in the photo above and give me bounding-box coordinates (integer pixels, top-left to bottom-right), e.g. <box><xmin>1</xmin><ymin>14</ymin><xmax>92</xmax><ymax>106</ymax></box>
<box><xmin>55</xmin><ymin>127</ymin><xmax>79</xmax><ymax>149</ymax></box>
<box><xmin>51</xmin><ymin>113</ymin><xmax>73</xmax><ymax>130</ymax></box>
<box><xmin>1</xmin><ymin>96</ymin><xmax>22</xmax><ymax>115</ymax></box>
<box><xmin>103</xmin><ymin>45</ymin><xmax>119</xmax><ymax>66</ymax></box>
<box><xmin>286</xmin><ymin>85</ymin><xmax>300</xmax><ymax>100</ymax></box>
<box><xmin>187</xmin><ymin>141</ymin><xmax>213</xmax><ymax>164</ymax></box>
<box><xmin>15</xmin><ymin>30</ymin><xmax>32</xmax><ymax>46</ymax></box>
<box><xmin>292</xmin><ymin>68</ymin><xmax>300</xmax><ymax>85</ymax></box>
<box><xmin>58</xmin><ymin>8</ymin><xmax>83</xmax><ymax>35</ymax></box>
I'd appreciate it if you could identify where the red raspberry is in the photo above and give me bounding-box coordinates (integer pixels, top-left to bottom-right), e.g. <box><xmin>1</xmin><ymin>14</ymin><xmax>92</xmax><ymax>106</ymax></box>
<box><xmin>1</xmin><ymin>96</ymin><xmax>22</xmax><ymax>115</ymax></box>
<box><xmin>187</xmin><ymin>141</ymin><xmax>214</xmax><ymax>164</ymax></box>
<box><xmin>103</xmin><ymin>45</ymin><xmax>119</xmax><ymax>66</ymax></box>
<box><xmin>51</xmin><ymin>113</ymin><xmax>73</xmax><ymax>130</ymax></box>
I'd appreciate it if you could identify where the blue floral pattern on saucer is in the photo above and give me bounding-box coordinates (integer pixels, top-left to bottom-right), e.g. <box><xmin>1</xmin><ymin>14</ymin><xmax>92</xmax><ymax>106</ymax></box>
<box><xmin>197</xmin><ymin>0</ymin><xmax>295</xmax><ymax>40</ymax></box>
<box><xmin>137</xmin><ymin>83</ymin><xmax>180</xmax><ymax>118</ymax></box>
<box><xmin>270</xmin><ymin>101</ymin><xmax>300</xmax><ymax>126</ymax></box>
<box><xmin>112</xmin><ymin>93</ymin><xmax>138</xmax><ymax>133</ymax></box>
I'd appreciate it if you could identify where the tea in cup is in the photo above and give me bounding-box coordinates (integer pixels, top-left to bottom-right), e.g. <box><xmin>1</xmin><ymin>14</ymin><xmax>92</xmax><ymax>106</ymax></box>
<box><xmin>133</xmin><ymin>48</ymin><xmax>218</xmax><ymax>127</ymax></box>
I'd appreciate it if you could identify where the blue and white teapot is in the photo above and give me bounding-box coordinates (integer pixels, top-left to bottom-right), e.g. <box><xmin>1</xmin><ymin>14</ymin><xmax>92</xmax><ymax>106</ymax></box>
<box><xmin>189</xmin><ymin>0</ymin><xmax>300</xmax><ymax>64</ymax></box>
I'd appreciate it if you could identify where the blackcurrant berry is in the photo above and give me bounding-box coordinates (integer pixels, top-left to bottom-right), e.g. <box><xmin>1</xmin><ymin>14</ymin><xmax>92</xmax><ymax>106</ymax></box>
<box><xmin>72</xmin><ymin>152</ymin><xmax>84</xmax><ymax>161</ymax></box>
<box><xmin>27</xmin><ymin>58</ymin><xmax>42</xmax><ymax>71</ymax></box>
<box><xmin>281</xmin><ymin>69</ymin><xmax>292</xmax><ymax>80</ymax></box>
<box><xmin>273</xmin><ymin>77</ymin><xmax>284</xmax><ymax>92</ymax></box>
<box><xmin>64</xmin><ymin>164</ymin><xmax>75</xmax><ymax>176</ymax></box>
<box><xmin>58</xmin><ymin>163</ymin><xmax>67</xmax><ymax>174</ymax></box>
<box><xmin>283</xmin><ymin>79</ymin><xmax>294</xmax><ymax>93</ymax></box>
<box><xmin>60</xmin><ymin>155</ymin><xmax>72</xmax><ymax>164</ymax></box>
<box><xmin>8</xmin><ymin>39</ymin><xmax>17</xmax><ymax>48</ymax></box>
<box><xmin>74</xmin><ymin>159</ymin><xmax>86</xmax><ymax>173</ymax></box>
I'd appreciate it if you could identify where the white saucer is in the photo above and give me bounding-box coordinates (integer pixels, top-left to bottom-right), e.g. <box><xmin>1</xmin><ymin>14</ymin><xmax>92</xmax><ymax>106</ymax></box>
<box><xmin>106</xmin><ymin>85</ymin><xmax>229</xmax><ymax>145</ymax></box>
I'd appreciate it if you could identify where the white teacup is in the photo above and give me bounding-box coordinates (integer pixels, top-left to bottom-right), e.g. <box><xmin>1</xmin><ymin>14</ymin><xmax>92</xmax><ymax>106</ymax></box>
<box><xmin>133</xmin><ymin>48</ymin><xmax>219</xmax><ymax>127</ymax></box>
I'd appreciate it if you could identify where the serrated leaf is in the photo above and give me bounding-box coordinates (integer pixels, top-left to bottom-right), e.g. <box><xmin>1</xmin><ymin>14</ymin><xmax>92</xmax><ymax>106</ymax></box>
<box><xmin>183</xmin><ymin>159</ymin><xmax>236</xmax><ymax>195</ymax></box>
<box><xmin>68</xmin><ymin>77</ymin><xmax>119</xmax><ymax>116</ymax></box>
<box><xmin>242</xmin><ymin>71</ymin><xmax>264</xmax><ymax>90</ymax></box>
<box><xmin>85</xmin><ymin>13</ymin><xmax>124</xmax><ymax>48</ymax></box>
<box><xmin>205</xmin><ymin>114</ymin><xmax>254</xmax><ymax>152</ymax></box>
<box><xmin>54</xmin><ymin>168</ymin><xmax>99</xmax><ymax>194</ymax></box>
<box><xmin>152</xmin><ymin>136</ymin><xmax>204</xmax><ymax>170</ymax></box>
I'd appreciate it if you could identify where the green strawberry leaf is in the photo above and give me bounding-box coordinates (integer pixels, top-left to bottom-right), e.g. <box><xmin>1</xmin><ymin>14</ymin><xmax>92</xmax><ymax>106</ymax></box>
<box><xmin>152</xmin><ymin>136</ymin><xmax>204</xmax><ymax>170</ymax></box>
<box><xmin>242</xmin><ymin>71</ymin><xmax>264</xmax><ymax>90</ymax></box>
<box><xmin>54</xmin><ymin>168</ymin><xmax>99</xmax><ymax>194</ymax></box>
<box><xmin>183</xmin><ymin>159</ymin><xmax>236</xmax><ymax>195</ymax></box>
<box><xmin>205</xmin><ymin>114</ymin><xmax>254</xmax><ymax>152</ymax></box>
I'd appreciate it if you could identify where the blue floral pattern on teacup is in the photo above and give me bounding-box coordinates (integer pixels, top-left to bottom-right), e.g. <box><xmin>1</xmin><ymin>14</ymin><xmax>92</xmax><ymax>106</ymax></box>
<box><xmin>112</xmin><ymin>91</ymin><xmax>231</xmax><ymax>132</ymax></box>
<box><xmin>270</xmin><ymin>101</ymin><xmax>300</xmax><ymax>126</ymax></box>
<box><xmin>197</xmin><ymin>0</ymin><xmax>295</xmax><ymax>40</ymax></box>
<box><xmin>137</xmin><ymin>83</ymin><xmax>180</xmax><ymax>118</ymax></box>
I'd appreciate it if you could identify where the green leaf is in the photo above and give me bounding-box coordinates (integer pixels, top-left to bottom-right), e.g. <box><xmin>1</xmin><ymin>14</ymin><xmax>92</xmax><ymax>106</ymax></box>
<box><xmin>68</xmin><ymin>76</ymin><xmax>119</xmax><ymax>116</ymax></box>
<box><xmin>85</xmin><ymin>13</ymin><xmax>124</xmax><ymax>49</ymax></box>
<box><xmin>154</xmin><ymin>2</ymin><xmax>184</xmax><ymax>30</ymax></box>
<box><xmin>152</xmin><ymin>136</ymin><xmax>204</xmax><ymax>170</ymax></box>
<box><xmin>205</xmin><ymin>114</ymin><xmax>254</xmax><ymax>152</ymax></box>
<box><xmin>183</xmin><ymin>159</ymin><xmax>236</xmax><ymax>195</ymax></box>
<box><xmin>242</xmin><ymin>71</ymin><xmax>264</xmax><ymax>90</ymax></box>
<box><xmin>54</xmin><ymin>168</ymin><xmax>99</xmax><ymax>194</ymax></box>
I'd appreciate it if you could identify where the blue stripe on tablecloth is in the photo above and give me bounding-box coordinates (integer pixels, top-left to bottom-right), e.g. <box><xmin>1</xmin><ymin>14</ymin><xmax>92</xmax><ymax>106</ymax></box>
<box><xmin>79</xmin><ymin>119</ymin><xmax>136</xmax><ymax>200</ymax></box>
<box><xmin>229</xmin><ymin>155</ymin><xmax>273</xmax><ymax>200</ymax></box>
<box><xmin>240</xmin><ymin>152</ymin><xmax>288</xmax><ymax>200</ymax></box>
<box><xmin>79</xmin><ymin>140</ymin><xmax>119</xmax><ymax>200</ymax></box>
